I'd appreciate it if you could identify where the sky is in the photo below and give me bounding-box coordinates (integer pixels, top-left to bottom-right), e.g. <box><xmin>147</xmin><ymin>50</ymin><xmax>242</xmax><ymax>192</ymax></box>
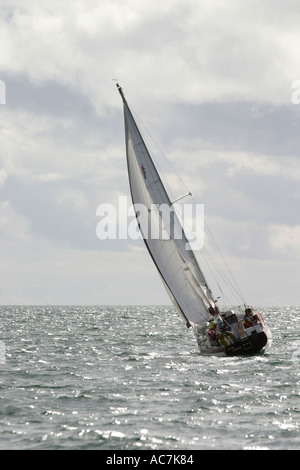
<box><xmin>0</xmin><ymin>0</ymin><xmax>300</xmax><ymax>306</ymax></box>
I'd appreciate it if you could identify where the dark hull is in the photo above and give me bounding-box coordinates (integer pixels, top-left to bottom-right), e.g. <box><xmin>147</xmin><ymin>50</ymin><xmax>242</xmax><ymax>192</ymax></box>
<box><xmin>200</xmin><ymin>327</ymin><xmax>270</xmax><ymax>357</ymax></box>
<box><xmin>225</xmin><ymin>330</ymin><xmax>268</xmax><ymax>356</ymax></box>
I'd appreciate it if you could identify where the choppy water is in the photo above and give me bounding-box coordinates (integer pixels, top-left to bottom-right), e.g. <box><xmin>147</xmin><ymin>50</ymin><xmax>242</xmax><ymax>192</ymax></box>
<box><xmin>0</xmin><ymin>305</ymin><xmax>299</xmax><ymax>450</ymax></box>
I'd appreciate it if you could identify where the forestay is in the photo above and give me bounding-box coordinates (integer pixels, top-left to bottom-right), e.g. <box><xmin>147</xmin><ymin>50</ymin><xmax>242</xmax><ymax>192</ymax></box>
<box><xmin>118</xmin><ymin>85</ymin><xmax>215</xmax><ymax>327</ymax></box>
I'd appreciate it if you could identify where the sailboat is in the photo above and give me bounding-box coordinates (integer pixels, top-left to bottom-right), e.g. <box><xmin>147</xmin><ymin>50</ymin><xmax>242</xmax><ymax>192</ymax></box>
<box><xmin>117</xmin><ymin>83</ymin><xmax>271</xmax><ymax>357</ymax></box>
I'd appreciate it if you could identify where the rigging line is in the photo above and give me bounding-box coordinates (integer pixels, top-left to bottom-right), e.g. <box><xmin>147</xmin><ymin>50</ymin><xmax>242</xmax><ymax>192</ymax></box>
<box><xmin>206</xmin><ymin>255</ymin><xmax>232</xmax><ymax>306</ymax></box>
<box><xmin>200</xmin><ymin>246</ymin><xmax>245</xmax><ymax>305</ymax></box>
<box><xmin>203</xmin><ymin>221</ymin><xmax>246</xmax><ymax>304</ymax></box>
<box><xmin>184</xmin><ymin>189</ymin><xmax>243</xmax><ymax>299</ymax></box>
<box><xmin>200</xmin><ymin>247</ymin><xmax>242</xmax><ymax>303</ymax></box>
<box><xmin>199</xmin><ymin>248</ymin><xmax>227</xmax><ymax>302</ymax></box>
<box><xmin>171</xmin><ymin>192</ymin><xmax>192</xmax><ymax>205</ymax></box>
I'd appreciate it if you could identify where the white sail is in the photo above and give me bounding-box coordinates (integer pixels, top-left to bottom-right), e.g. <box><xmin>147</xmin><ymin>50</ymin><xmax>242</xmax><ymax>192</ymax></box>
<box><xmin>118</xmin><ymin>85</ymin><xmax>216</xmax><ymax>328</ymax></box>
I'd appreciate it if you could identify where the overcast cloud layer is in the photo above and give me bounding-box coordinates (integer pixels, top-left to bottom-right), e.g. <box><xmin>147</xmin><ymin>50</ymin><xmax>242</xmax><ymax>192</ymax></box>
<box><xmin>1</xmin><ymin>0</ymin><xmax>300</xmax><ymax>305</ymax></box>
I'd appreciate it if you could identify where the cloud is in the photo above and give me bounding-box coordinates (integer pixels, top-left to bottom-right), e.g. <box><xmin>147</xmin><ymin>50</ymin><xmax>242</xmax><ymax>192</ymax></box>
<box><xmin>269</xmin><ymin>224</ymin><xmax>300</xmax><ymax>258</ymax></box>
<box><xmin>0</xmin><ymin>169</ymin><xmax>7</xmax><ymax>186</ymax></box>
<box><xmin>0</xmin><ymin>88</ymin><xmax>125</xmax><ymax>185</ymax></box>
<box><xmin>1</xmin><ymin>0</ymin><xmax>300</xmax><ymax>305</ymax></box>
<box><xmin>0</xmin><ymin>200</ymin><xmax>31</xmax><ymax>243</ymax></box>
<box><xmin>0</xmin><ymin>237</ymin><xmax>168</xmax><ymax>305</ymax></box>
<box><xmin>159</xmin><ymin>101</ymin><xmax>300</xmax><ymax>159</ymax></box>
<box><xmin>1</xmin><ymin>0</ymin><xmax>300</xmax><ymax>108</ymax></box>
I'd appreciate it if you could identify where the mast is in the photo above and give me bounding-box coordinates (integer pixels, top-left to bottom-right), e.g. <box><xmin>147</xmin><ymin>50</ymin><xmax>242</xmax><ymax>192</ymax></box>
<box><xmin>117</xmin><ymin>83</ymin><xmax>217</xmax><ymax>328</ymax></box>
<box><xmin>116</xmin><ymin>82</ymin><xmax>125</xmax><ymax>101</ymax></box>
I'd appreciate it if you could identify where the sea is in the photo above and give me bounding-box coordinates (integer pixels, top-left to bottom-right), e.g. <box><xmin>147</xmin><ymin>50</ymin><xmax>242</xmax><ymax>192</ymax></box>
<box><xmin>0</xmin><ymin>305</ymin><xmax>299</xmax><ymax>451</ymax></box>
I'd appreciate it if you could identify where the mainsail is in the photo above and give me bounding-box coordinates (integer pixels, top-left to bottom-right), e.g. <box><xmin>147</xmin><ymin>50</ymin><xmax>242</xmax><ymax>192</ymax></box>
<box><xmin>118</xmin><ymin>84</ymin><xmax>216</xmax><ymax>328</ymax></box>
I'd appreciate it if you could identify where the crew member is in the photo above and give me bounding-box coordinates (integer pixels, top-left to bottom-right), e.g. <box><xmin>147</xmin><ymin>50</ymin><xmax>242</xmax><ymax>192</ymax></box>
<box><xmin>243</xmin><ymin>307</ymin><xmax>258</xmax><ymax>328</ymax></box>
<box><xmin>208</xmin><ymin>320</ymin><xmax>219</xmax><ymax>346</ymax></box>
<box><xmin>208</xmin><ymin>304</ymin><xmax>220</xmax><ymax>316</ymax></box>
